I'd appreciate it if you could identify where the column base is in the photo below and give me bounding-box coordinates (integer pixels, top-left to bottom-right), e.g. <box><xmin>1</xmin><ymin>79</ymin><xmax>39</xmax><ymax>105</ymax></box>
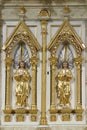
<box><xmin>30</xmin><ymin>106</ymin><xmax>37</xmax><ymax>122</ymax></box>
<box><xmin>31</xmin><ymin>105</ymin><xmax>37</xmax><ymax>110</ymax></box>
<box><xmin>5</xmin><ymin>105</ymin><xmax>11</xmax><ymax>110</ymax></box>
<box><xmin>50</xmin><ymin>105</ymin><xmax>56</xmax><ymax>110</ymax></box>
<box><xmin>75</xmin><ymin>105</ymin><xmax>83</xmax><ymax>121</ymax></box>
<box><xmin>40</xmin><ymin>117</ymin><xmax>47</xmax><ymax>125</ymax></box>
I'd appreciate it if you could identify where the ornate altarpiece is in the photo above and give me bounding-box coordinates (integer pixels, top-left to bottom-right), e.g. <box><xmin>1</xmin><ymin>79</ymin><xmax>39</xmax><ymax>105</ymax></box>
<box><xmin>2</xmin><ymin>21</ymin><xmax>41</xmax><ymax>122</ymax></box>
<box><xmin>2</xmin><ymin>19</ymin><xmax>85</xmax><ymax>124</ymax></box>
<box><xmin>48</xmin><ymin>20</ymin><xmax>85</xmax><ymax>121</ymax></box>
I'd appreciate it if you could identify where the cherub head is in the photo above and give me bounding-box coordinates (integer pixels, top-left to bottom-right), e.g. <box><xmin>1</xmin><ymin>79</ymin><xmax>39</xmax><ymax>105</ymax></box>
<box><xmin>19</xmin><ymin>61</ymin><xmax>26</xmax><ymax>69</ymax></box>
<box><xmin>62</xmin><ymin>61</ymin><xmax>68</xmax><ymax>69</ymax></box>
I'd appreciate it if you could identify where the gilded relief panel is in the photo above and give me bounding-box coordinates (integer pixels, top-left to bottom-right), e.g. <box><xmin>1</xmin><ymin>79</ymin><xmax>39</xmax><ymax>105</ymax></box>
<box><xmin>48</xmin><ymin>20</ymin><xmax>85</xmax><ymax>122</ymax></box>
<box><xmin>1</xmin><ymin>19</ymin><xmax>86</xmax><ymax>125</ymax></box>
<box><xmin>2</xmin><ymin>21</ymin><xmax>41</xmax><ymax>123</ymax></box>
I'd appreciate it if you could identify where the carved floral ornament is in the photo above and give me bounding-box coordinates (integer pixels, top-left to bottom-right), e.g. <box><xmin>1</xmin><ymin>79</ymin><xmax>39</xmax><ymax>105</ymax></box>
<box><xmin>2</xmin><ymin>21</ymin><xmax>41</xmax><ymax>56</ymax></box>
<box><xmin>47</xmin><ymin>20</ymin><xmax>85</xmax><ymax>56</ymax></box>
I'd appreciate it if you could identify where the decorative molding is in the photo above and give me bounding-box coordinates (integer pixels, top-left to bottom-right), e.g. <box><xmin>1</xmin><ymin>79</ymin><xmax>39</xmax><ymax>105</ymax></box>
<box><xmin>1</xmin><ymin>0</ymin><xmax>87</xmax><ymax>7</ymax></box>
<box><xmin>2</xmin><ymin>7</ymin><xmax>87</xmax><ymax>21</ymax></box>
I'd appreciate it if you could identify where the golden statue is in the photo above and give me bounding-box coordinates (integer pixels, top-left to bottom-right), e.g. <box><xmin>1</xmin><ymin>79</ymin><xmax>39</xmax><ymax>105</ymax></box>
<box><xmin>56</xmin><ymin>61</ymin><xmax>72</xmax><ymax>106</ymax></box>
<box><xmin>14</xmin><ymin>61</ymin><xmax>31</xmax><ymax>107</ymax></box>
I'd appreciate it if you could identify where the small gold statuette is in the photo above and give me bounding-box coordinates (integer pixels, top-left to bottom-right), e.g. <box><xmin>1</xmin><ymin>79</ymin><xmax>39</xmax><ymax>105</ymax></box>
<box><xmin>56</xmin><ymin>61</ymin><xmax>72</xmax><ymax>106</ymax></box>
<box><xmin>14</xmin><ymin>61</ymin><xmax>31</xmax><ymax>107</ymax></box>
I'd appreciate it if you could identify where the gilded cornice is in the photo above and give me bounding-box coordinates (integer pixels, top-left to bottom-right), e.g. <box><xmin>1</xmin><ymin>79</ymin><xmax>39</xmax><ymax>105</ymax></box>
<box><xmin>47</xmin><ymin>20</ymin><xmax>85</xmax><ymax>55</ymax></box>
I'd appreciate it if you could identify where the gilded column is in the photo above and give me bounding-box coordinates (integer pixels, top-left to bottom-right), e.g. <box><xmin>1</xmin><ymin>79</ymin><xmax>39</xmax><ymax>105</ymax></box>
<box><xmin>40</xmin><ymin>21</ymin><xmax>47</xmax><ymax>125</ymax></box>
<box><xmin>30</xmin><ymin>56</ymin><xmax>38</xmax><ymax>121</ymax></box>
<box><xmin>3</xmin><ymin>56</ymin><xmax>13</xmax><ymax>122</ymax></box>
<box><xmin>49</xmin><ymin>57</ymin><xmax>57</xmax><ymax>121</ymax></box>
<box><xmin>74</xmin><ymin>56</ymin><xmax>83</xmax><ymax>121</ymax></box>
<box><xmin>5</xmin><ymin>56</ymin><xmax>13</xmax><ymax>110</ymax></box>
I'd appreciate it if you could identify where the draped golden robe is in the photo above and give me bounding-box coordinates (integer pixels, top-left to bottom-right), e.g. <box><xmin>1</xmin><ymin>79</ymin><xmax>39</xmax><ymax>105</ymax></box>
<box><xmin>14</xmin><ymin>68</ymin><xmax>30</xmax><ymax>107</ymax></box>
<box><xmin>56</xmin><ymin>68</ymin><xmax>72</xmax><ymax>106</ymax></box>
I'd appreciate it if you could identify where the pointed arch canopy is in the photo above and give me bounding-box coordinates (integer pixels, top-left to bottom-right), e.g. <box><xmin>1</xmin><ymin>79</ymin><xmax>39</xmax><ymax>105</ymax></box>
<box><xmin>2</xmin><ymin>21</ymin><xmax>41</xmax><ymax>56</ymax></box>
<box><xmin>47</xmin><ymin>20</ymin><xmax>85</xmax><ymax>56</ymax></box>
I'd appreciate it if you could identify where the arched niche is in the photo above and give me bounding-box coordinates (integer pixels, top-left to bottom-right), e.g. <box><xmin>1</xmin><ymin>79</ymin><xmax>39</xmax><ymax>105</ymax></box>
<box><xmin>12</xmin><ymin>40</ymin><xmax>32</xmax><ymax>109</ymax></box>
<box><xmin>56</xmin><ymin>41</ymin><xmax>76</xmax><ymax>110</ymax></box>
<box><xmin>2</xmin><ymin>21</ymin><xmax>41</xmax><ymax>122</ymax></box>
<box><xmin>47</xmin><ymin>20</ymin><xmax>85</xmax><ymax>122</ymax></box>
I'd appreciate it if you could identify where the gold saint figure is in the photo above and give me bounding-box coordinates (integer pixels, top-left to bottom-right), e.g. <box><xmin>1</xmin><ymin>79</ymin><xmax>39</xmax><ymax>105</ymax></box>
<box><xmin>14</xmin><ymin>61</ymin><xmax>31</xmax><ymax>107</ymax></box>
<box><xmin>56</xmin><ymin>61</ymin><xmax>72</xmax><ymax>106</ymax></box>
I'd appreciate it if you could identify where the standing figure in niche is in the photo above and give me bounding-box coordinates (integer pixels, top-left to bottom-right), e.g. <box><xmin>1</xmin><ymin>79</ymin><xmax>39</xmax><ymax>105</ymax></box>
<box><xmin>56</xmin><ymin>61</ymin><xmax>72</xmax><ymax>106</ymax></box>
<box><xmin>14</xmin><ymin>61</ymin><xmax>31</xmax><ymax>107</ymax></box>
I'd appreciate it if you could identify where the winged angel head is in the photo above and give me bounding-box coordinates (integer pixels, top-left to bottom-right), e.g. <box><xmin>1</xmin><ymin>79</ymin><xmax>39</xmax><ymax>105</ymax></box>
<box><xmin>13</xmin><ymin>42</ymin><xmax>30</xmax><ymax>69</ymax></box>
<box><xmin>57</xmin><ymin>42</ymin><xmax>74</xmax><ymax>69</ymax></box>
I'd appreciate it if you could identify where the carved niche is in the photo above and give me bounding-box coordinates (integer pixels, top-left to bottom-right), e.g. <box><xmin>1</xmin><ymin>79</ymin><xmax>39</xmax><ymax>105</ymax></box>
<box><xmin>2</xmin><ymin>20</ymin><xmax>41</xmax><ymax>122</ymax></box>
<box><xmin>47</xmin><ymin>20</ymin><xmax>85</xmax><ymax>122</ymax></box>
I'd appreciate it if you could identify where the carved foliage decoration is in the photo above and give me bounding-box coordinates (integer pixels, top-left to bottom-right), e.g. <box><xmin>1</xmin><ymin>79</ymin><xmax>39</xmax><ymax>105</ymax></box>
<box><xmin>48</xmin><ymin>20</ymin><xmax>85</xmax><ymax>56</ymax></box>
<box><xmin>2</xmin><ymin>21</ymin><xmax>41</xmax><ymax>56</ymax></box>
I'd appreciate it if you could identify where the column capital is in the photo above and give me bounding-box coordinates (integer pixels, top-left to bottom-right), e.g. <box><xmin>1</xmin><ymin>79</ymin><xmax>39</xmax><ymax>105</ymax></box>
<box><xmin>30</xmin><ymin>56</ymin><xmax>38</xmax><ymax>66</ymax></box>
<box><xmin>49</xmin><ymin>57</ymin><xmax>58</xmax><ymax>66</ymax></box>
<box><xmin>5</xmin><ymin>56</ymin><xmax>13</xmax><ymax>66</ymax></box>
<box><xmin>74</xmin><ymin>56</ymin><xmax>83</xmax><ymax>66</ymax></box>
